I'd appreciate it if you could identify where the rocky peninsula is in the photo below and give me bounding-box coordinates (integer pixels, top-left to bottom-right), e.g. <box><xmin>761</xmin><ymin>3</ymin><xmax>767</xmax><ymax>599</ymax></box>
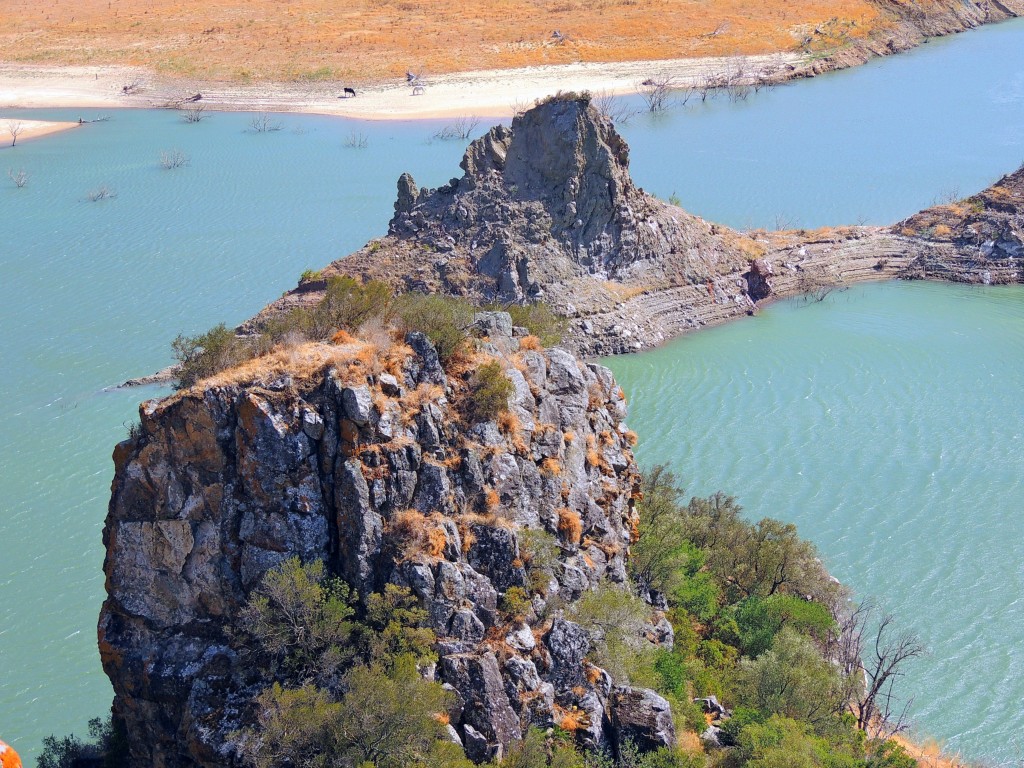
<box><xmin>246</xmin><ymin>95</ymin><xmax>1024</xmax><ymax>357</ymax></box>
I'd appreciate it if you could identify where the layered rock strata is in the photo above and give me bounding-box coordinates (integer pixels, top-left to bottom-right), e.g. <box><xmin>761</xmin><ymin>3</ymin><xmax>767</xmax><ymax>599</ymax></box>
<box><xmin>101</xmin><ymin>315</ymin><xmax>676</xmax><ymax>766</ymax></box>
<box><xmin>247</xmin><ymin>96</ymin><xmax>1024</xmax><ymax>358</ymax></box>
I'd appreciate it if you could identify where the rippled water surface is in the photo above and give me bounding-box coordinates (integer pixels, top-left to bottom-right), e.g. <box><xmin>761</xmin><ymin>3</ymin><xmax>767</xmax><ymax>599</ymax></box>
<box><xmin>606</xmin><ymin>282</ymin><xmax>1024</xmax><ymax>760</ymax></box>
<box><xmin>1</xmin><ymin>16</ymin><xmax>1023</xmax><ymax>760</ymax></box>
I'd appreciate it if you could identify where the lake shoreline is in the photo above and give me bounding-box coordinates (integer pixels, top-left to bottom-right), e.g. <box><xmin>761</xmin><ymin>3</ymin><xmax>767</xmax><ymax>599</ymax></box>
<box><xmin>1</xmin><ymin>3</ymin><xmax>1021</xmax><ymax>126</ymax></box>
<box><xmin>0</xmin><ymin>118</ymin><xmax>80</xmax><ymax>147</ymax></box>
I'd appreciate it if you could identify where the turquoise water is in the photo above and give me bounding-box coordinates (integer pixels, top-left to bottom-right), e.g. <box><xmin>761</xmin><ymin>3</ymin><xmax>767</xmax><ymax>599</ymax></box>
<box><xmin>605</xmin><ymin>282</ymin><xmax>1024</xmax><ymax>760</ymax></box>
<box><xmin>0</xmin><ymin>16</ymin><xmax>1022</xmax><ymax>760</ymax></box>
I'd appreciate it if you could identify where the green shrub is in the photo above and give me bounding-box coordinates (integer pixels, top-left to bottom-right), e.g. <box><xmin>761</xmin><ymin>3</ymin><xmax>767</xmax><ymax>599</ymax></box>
<box><xmin>500</xmin><ymin>586</ymin><xmax>532</xmax><ymax>620</ymax></box>
<box><xmin>569</xmin><ymin>583</ymin><xmax>652</xmax><ymax>683</ymax></box>
<box><xmin>518</xmin><ymin>529</ymin><xmax>560</xmax><ymax>594</ymax></box>
<box><xmin>37</xmin><ymin>715</ymin><xmax>127</xmax><ymax>768</ymax></box>
<box><xmin>505</xmin><ymin>303</ymin><xmax>567</xmax><ymax>347</ymax></box>
<box><xmin>171</xmin><ymin>322</ymin><xmax>253</xmax><ymax>388</ymax></box>
<box><xmin>236</xmin><ymin>659</ymin><xmax>451</xmax><ymax>768</ymax></box>
<box><xmin>318</xmin><ymin>276</ymin><xmax>394</xmax><ymax>333</ymax></box>
<box><xmin>358</xmin><ymin>583</ymin><xmax>436</xmax><ymax>667</ymax></box>
<box><xmin>396</xmin><ymin>293</ymin><xmax>475</xmax><ymax>365</ymax></box>
<box><xmin>234</xmin><ymin>557</ymin><xmax>356</xmax><ymax>685</ymax></box>
<box><xmin>470</xmin><ymin>360</ymin><xmax>514</xmax><ymax>421</ymax></box>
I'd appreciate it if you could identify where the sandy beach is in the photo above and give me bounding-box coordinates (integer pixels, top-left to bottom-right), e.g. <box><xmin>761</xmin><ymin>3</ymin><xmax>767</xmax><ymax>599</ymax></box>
<box><xmin>0</xmin><ymin>54</ymin><xmax>799</xmax><ymax>125</ymax></box>
<box><xmin>0</xmin><ymin>117</ymin><xmax>80</xmax><ymax>147</ymax></box>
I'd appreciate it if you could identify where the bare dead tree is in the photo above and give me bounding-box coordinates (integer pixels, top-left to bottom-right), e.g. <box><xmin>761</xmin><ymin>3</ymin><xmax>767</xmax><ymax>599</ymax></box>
<box><xmin>159</xmin><ymin>149</ymin><xmax>189</xmax><ymax>170</ymax></box>
<box><xmin>434</xmin><ymin>116</ymin><xmax>480</xmax><ymax>141</ymax></box>
<box><xmin>638</xmin><ymin>74</ymin><xmax>676</xmax><ymax>112</ymax></box>
<box><xmin>6</xmin><ymin>120</ymin><xmax>25</xmax><ymax>147</ymax></box>
<box><xmin>86</xmin><ymin>184</ymin><xmax>117</xmax><ymax>202</ymax></box>
<box><xmin>8</xmin><ymin>168</ymin><xmax>29</xmax><ymax>188</ymax></box>
<box><xmin>695</xmin><ymin>67</ymin><xmax>727</xmax><ymax>102</ymax></box>
<box><xmin>834</xmin><ymin>601</ymin><xmax>926</xmax><ymax>739</ymax></box>
<box><xmin>248</xmin><ymin>112</ymin><xmax>283</xmax><ymax>133</ymax></box>
<box><xmin>592</xmin><ymin>90</ymin><xmax>637</xmax><ymax>124</ymax></box>
<box><xmin>509</xmin><ymin>98</ymin><xmax>531</xmax><ymax>117</ymax></box>
<box><xmin>181</xmin><ymin>104</ymin><xmax>207</xmax><ymax>123</ymax></box>
<box><xmin>342</xmin><ymin>132</ymin><xmax>368</xmax><ymax>149</ymax></box>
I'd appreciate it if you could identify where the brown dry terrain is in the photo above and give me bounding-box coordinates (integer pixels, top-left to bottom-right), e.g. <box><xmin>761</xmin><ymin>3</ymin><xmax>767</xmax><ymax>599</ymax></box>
<box><xmin>2</xmin><ymin>0</ymin><xmax>906</xmax><ymax>83</ymax></box>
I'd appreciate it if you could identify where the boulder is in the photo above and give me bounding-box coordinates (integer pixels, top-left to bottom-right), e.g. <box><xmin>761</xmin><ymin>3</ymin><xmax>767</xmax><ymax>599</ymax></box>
<box><xmin>611</xmin><ymin>687</ymin><xmax>675</xmax><ymax>753</ymax></box>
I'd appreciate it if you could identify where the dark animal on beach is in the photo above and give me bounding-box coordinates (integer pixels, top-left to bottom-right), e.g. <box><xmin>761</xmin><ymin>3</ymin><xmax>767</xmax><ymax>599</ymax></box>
<box><xmin>343</xmin><ymin>87</ymin><xmax>356</xmax><ymax>98</ymax></box>
<box><xmin>184</xmin><ymin>93</ymin><xmax>202</xmax><ymax>102</ymax></box>
<box><xmin>641</xmin><ymin>78</ymin><xmax>655</xmax><ymax>86</ymax></box>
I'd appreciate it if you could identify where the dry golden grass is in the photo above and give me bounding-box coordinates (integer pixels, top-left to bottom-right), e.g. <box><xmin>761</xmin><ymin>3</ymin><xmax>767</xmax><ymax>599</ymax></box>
<box><xmin>558</xmin><ymin>507</ymin><xmax>583</xmax><ymax>545</ymax></box>
<box><xmin>389</xmin><ymin>509</ymin><xmax>447</xmax><ymax>558</ymax></box>
<box><xmin>200</xmin><ymin>340</ymin><xmax>360</xmax><ymax>390</ymax></box>
<box><xmin>540</xmin><ymin>457</ymin><xmax>563</xmax><ymax>478</ymax></box>
<box><xmin>519</xmin><ymin>334</ymin><xmax>543</xmax><ymax>352</ymax></box>
<box><xmin>0</xmin><ymin>0</ymin><xmax>890</xmax><ymax>83</ymax></box>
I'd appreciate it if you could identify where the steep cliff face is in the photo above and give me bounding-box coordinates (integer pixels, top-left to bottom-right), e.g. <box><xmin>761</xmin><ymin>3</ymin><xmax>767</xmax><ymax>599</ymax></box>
<box><xmin>245</xmin><ymin>95</ymin><xmax>1024</xmax><ymax>360</ymax></box>
<box><xmin>101</xmin><ymin>316</ymin><xmax>673</xmax><ymax>766</ymax></box>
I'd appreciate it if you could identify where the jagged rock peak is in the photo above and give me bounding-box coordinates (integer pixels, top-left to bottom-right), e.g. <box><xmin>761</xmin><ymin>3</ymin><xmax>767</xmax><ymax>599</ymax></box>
<box><xmin>388</xmin><ymin>94</ymin><xmax>670</xmax><ymax>282</ymax></box>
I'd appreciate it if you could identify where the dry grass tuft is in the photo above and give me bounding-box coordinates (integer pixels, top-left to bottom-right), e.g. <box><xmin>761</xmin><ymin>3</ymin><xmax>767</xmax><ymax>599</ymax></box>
<box><xmin>519</xmin><ymin>334</ymin><xmax>543</xmax><ymax>351</ymax></box>
<box><xmin>389</xmin><ymin>509</ymin><xmax>446</xmax><ymax>559</ymax></box>
<box><xmin>540</xmin><ymin>457</ymin><xmax>562</xmax><ymax>478</ymax></box>
<box><xmin>558</xmin><ymin>508</ymin><xmax>583</xmax><ymax>545</ymax></box>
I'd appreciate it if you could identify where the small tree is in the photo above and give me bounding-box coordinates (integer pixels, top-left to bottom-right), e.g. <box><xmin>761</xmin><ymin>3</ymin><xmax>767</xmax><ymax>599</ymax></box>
<box><xmin>5</xmin><ymin>120</ymin><xmax>25</xmax><ymax>146</ymax></box>
<box><xmin>181</xmin><ymin>104</ymin><xmax>207</xmax><ymax>123</ymax></box>
<box><xmin>8</xmin><ymin>168</ymin><xmax>28</xmax><ymax>188</ymax></box>
<box><xmin>234</xmin><ymin>558</ymin><xmax>356</xmax><ymax>685</ymax></box>
<box><xmin>834</xmin><ymin>602</ymin><xmax>925</xmax><ymax>738</ymax></box>
<box><xmin>469</xmin><ymin>360</ymin><xmax>514</xmax><ymax>421</ymax></box>
<box><xmin>171</xmin><ymin>322</ymin><xmax>252</xmax><ymax>388</ymax></box>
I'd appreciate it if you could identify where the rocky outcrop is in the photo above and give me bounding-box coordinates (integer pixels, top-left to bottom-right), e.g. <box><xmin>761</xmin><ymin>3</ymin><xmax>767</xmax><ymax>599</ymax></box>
<box><xmin>245</xmin><ymin>94</ymin><xmax>1024</xmax><ymax>359</ymax></box>
<box><xmin>100</xmin><ymin>316</ymin><xmax>672</xmax><ymax>766</ymax></box>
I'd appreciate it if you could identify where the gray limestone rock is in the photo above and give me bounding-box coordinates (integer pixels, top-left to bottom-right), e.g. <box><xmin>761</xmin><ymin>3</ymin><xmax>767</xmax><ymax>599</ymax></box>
<box><xmin>611</xmin><ymin>687</ymin><xmax>675</xmax><ymax>753</ymax></box>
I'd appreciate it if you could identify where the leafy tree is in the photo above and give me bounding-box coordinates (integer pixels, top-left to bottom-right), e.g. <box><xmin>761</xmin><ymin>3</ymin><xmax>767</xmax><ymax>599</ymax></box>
<box><xmin>37</xmin><ymin>716</ymin><xmax>127</xmax><ymax>768</ymax></box>
<box><xmin>734</xmin><ymin>628</ymin><xmax>846</xmax><ymax>728</ymax></box>
<box><xmin>357</xmin><ymin>583</ymin><xmax>436</xmax><ymax>666</ymax></box>
<box><xmin>569</xmin><ymin>583</ymin><xmax>652</xmax><ymax>682</ymax></box>
<box><xmin>628</xmin><ymin>466</ymin><xmax>690</xmax><ymax>596</ymax></box>
<box><xmin>332</xmin><ymin>656</ymin><xmax>451</xmax><ymax>767</ymax></box>
<box><xmin>724</xmin><ymin>594</ymin><xmax>835</xmax><ymax>659</ymax></box>
<box><xmin>234</xmin><ymin>683</ymin><xmax>340</xmax><ymax>768</ymax></box>
<box><xmin>234</xmin><ymin>557</ymin><xmax>356</xmax><ymax>684</ymax></box>
<box><xmin>681</xmin><ymin>493</ymin><xmax>842</xmax><ymax>606</ymax></box>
